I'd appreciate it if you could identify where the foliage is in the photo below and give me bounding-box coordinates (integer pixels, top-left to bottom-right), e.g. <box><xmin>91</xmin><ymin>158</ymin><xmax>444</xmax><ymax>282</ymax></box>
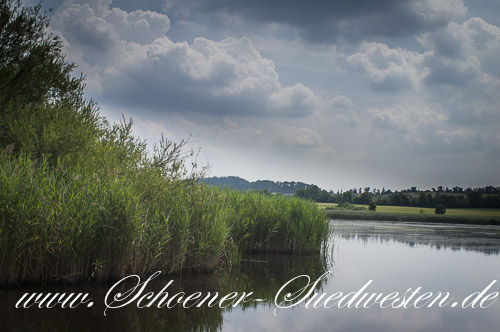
<box><xmin>434</xmin><ymin>204</ymin><xmax>446</xmax><ymax>215</ymax></box>
<box><xmin>0</xmin><ymin>0</ymin><xmax>82</xmax><ymax>106</ymax></box>
<box><xmin>327</xmin><ymin>201</ymin><xmax>366</xmax><ymax>211</ymax></box>
<box><xmin>0</xmin><ymin>150</ymin><xmax>330</xmax><ymax>284</ymax></box>
<box><xmin>368</xmin><ymin>201</ymin><xmax>376</xmax><ymax>211</ymax></box>
<box><xmin>202</xmin><ymin>176</ymin><xmax>314</xmax><ymax>195</ymax></box>
<box><xmin>0</xmin><ymin>0</ymin><xmax>101</xmax><ymax>165</ymax></box>
<box><xmin>299</xmin><ymin>186</ymin><xmax>500</xmax><ymax>210</ymax></box>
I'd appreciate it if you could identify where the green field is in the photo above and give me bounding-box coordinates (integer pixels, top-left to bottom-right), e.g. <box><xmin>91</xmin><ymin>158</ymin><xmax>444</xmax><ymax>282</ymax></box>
<box><xmin>317</xmin><ymin>203</ymin><xmax>500</xmax><ymax>220</ymax></box>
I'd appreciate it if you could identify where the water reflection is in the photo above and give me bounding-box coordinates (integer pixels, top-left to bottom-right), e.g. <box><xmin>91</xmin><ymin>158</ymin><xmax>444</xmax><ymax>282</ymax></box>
<box><xmin>2</xmin><ymin>220</ymin><xmax>500</xmax><ymax>332</ymax></box>
<box><xmin>0</xmin><ymin>252</ymin><xmax>329</xmax><ymax>332</ymax></box>
<box><xmin>335</xmin><ymin>220</ymin><xmax>500</xmax><ymax>255</ymax></box>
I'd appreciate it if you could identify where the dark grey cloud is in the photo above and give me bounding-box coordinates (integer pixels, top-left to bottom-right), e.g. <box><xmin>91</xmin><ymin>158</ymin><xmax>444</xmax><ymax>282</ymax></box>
<box><xmin>166</xmin><ymin>0</ymin><xmax>467</xmax><ymax>42</ymax></box>
<box><xmin>50</xmin><ymin>1</ymin><xmax>321</xmax><ymax>118</ymax></box>
<box><xmin>101</xmin><ymin>40</ymin><xmax>320</xmax><ymax>118</ymax></box>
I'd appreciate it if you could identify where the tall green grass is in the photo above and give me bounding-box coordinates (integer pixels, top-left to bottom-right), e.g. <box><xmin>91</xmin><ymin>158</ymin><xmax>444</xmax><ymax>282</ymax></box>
<box><xmin>0</xmin><ymin>150</ymin><xmax>331</xmax><ymax>285</ymax></box>
<box><xmin>227</xmin><ymin>191</ymin><xmax>330</xmax><ymax>254</ymax></box>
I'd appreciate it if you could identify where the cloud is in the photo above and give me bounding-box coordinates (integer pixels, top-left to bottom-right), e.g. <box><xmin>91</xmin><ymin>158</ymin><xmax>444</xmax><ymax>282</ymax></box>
<box><xmin>165</xmin><ymin>0</ymin><xmax>467</xmax><ymax>42</ymax></box>
<box><xmin>50</xmin><ymin>0</ymin><xmax>321</xmax><ymax>117</ymax></box>
<box><xmin>52</xmin><ymin>0</ymin><xmax>171</xmax><ymax>46</ymax></box>
<box><xmin>369</xmin><ymin>105</ymin><xmax>484</xmax><ymax>152</ymax></box>
<box><xmin>325</xmin><ymin>95</ymin><xmax>359</xmax><ymax>128</ymax></box>
<box><xmin>420</xmin><ymin>17</ymin><xmax>500</xmax><ymax>86</ymax></box>
<box><xmin>415</xmin><ymin>17</ymin><xmax>500</xmax><ymax>126</ymax></box>
<box><xmin>347</xmin><ymin>42</ymin><xmax>425</xmax><ymax>91</ymax></box>
<box><xmin>340</xmin><ymin>17</ymin><xmax>500</xmax><ymax>132</ymax></box>
<box><xmin>343</xmin><ymin>17</ymin><xmax>500</xmax><ymax>93</ymax></box>
<box><xmin>327</xmin><ymin>95</ymin><xmax>353</xmax><ymax>109</ymax></box>
<box><xmin>271</xmin><ymin>124</ymin><xmax>323</xmax><ymax>148</ymax></box>
<box><xmin>185</xmin><ymin>118</ymin><xmax>332</xmax><ymax>151</ymax></box>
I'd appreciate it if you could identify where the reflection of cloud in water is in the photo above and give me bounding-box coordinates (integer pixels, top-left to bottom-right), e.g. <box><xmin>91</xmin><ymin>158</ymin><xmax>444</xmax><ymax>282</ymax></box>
<box><xmin>333</xmin><ymin>220</ymin><xmax>500</xmax><ymax>255</ymax></box>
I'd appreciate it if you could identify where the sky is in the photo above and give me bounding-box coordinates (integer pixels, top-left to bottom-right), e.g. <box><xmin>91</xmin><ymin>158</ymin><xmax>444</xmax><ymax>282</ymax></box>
<box><xmin>29</xmin><ymin>0</ymin><xmax>500</xmax><ymax>191</ymax></box>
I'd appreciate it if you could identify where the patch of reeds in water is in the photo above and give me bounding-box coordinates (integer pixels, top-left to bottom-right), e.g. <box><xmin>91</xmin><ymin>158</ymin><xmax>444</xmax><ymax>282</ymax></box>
<box><xmin>0</xmin><ymin>153</ymin><xmax>331</xmax><ymax>285</ymax></box>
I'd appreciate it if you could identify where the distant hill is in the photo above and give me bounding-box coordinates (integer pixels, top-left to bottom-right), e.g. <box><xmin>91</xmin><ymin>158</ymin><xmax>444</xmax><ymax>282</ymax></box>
<box><xmin>201</xmin><ymin>176</ymin><xmax>314</xmax><ymax>194</ymax></box>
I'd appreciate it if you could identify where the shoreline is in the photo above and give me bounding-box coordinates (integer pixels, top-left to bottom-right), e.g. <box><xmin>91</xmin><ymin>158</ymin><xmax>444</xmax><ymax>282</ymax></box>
<box><xmin>323</xmin><ymin>210</ymin><xmax>500</xmax><ymax>225</ymax></box>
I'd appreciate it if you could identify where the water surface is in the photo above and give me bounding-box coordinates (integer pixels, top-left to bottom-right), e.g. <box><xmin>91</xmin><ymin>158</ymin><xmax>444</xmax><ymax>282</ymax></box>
<box><xmin>1</xmin><ymin>220</ymin><xmax>499</xmax><ymax>331</ymax></box>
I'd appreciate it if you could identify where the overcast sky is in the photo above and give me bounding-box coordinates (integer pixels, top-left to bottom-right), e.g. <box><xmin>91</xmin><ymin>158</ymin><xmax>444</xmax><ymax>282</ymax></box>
<box><xmin>32</xmin><ymin>0</ymin><xmax>500</xmax><ymax>191</ymax></box>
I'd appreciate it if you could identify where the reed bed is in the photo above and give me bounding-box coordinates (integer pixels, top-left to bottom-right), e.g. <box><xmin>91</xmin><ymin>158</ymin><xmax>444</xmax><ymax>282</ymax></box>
<box><xmin>0</xmin><ymin>152</ymin><xmax>330</xmax><ymax>285</ymax></box>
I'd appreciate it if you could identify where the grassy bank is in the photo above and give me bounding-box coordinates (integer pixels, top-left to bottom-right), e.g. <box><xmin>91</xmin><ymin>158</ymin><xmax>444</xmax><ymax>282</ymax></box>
<box><xmin>318</xmin><ymin>203</ymin><xmax>500</xmax><ymax>225</ymax></box>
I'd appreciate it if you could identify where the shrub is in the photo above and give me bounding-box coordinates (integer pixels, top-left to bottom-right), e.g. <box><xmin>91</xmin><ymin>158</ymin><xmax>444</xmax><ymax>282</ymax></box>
<box><xmin>368</xmin><ymin>201</ymin><xmax>377</xmax><ymax>211</ymax></box>
<box><xmin>435</xmin><ymin>204</ymin><xmax>446</xmax><ymax>214</ymax></box>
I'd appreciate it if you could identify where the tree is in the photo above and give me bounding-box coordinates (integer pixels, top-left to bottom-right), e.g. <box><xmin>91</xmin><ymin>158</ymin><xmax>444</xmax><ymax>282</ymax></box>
<box><xmin>434</xmin><ymin>204</ymin><xmax>446</xmax><ymax>215</ymax></box>
<box><xmin>0</xmin><ymin>0</ymin><xmax>83</xmax><ymax>106</ymax></box>
<box><xmin>0</xmin><ymin>0</ymin><xmax>100</xmax><ymax>163</ymax></box>
<box><xmin>340</xmin><ymin>190</ymin><xmax>353</xmax><ymax>203</ymax></box>
<box><xmin>417</xmin><ymin>192</ymin><xmax>427</xmax><ymax>207</ymax></box>
<box><xmin>368</xmin><ymin>201</ymin><xmax>376</xmax><ymax>211</ymax></box>
<box><xmin>467</xmin><ymin>190</ymin><xmax>482</xmax><ymax>208</ymax></box>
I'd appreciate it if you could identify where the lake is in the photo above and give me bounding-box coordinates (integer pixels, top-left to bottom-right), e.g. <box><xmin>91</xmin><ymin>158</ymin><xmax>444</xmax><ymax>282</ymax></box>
<box><xmin>1</xmin><ymin>220</ymin><xmax>500</xmax><ymax>331</ymax></box>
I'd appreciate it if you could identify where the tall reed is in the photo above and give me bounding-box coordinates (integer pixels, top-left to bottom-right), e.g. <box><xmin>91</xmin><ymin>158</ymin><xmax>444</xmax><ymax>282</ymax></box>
<box><xmin>0</xmin><ymin>151</ymin><xmax>331</xmax><ymax>285</ymax></box>
<box><xmin>1</xmin><ymin>143</ymin><xmax>331</xmax><ymax>285</ymax></box>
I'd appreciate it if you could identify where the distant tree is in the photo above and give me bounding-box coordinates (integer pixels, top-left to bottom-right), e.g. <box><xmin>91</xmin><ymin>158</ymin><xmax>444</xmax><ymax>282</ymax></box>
<box><xmin>467</xmin><ymin>190</ymin><xmax>482</xmax><ymax>208</ymax></box>
<box><xmin>426</xmin><ymin>194</ymin><xmax>434</xmax><ymax>207</ymax></box>
<box><xmin>378</xmin><ymin>197</ymin><xmax>390</xmax><ymax>205</ymax></box>
<box><xmin>368</xmin><ymin>201</ymin><xmax>376</xmax><ymax>211</ymax></box>
<box><xmin>417</xmin><ymin>192</ymin><xmax>427</xmax><ymax>207</ymax></box>
<box><xmin>434</xmin><ymin>204</ymin><xmax>446</xmax><ymax>214</ymax></box>
<box><xmin>340</xmin><ymin>190</ymin><xmax>353</xmax><ymax>203</ymax></box>
<box><xmin>259</xmin><ymin>189</ymin><xmax>271</xmax><ymax>196</ymax></box>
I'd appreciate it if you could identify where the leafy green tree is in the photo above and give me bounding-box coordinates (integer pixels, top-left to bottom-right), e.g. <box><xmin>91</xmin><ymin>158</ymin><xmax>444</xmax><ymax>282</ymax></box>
<box><xmin>0</xmin><ymin>0</ymin><xmax>100</xmax><ymax>164</ymax></box>
<box><xmin>0</xmin><ymin>0</ymin><xmax>81</xmax><ymax>106</ymax></box>
<box><xmin>368</xmin><ymin>201</ymin><xmax>376</xmax><ymax>211</ymax></box>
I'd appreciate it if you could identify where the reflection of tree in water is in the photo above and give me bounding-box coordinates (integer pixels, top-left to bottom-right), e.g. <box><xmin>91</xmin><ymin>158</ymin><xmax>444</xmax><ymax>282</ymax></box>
<box><xmin>1</xmin><ymin>251</ymin><xmax>330</xmax><ymax>332</ymax></box>
<box><xmin>335</xmin><ymin>221</ymin><xmax>500</xmax><ymax>255</ymax></box>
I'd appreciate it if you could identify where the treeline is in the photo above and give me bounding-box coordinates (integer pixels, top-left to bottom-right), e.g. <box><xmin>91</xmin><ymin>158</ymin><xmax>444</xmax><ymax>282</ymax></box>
<box><xmin>201</xmin><ymin>176</ymin><xmax>311</xmax><ymax>194</ymax></box>
<box><xmin>204</xmin><ymin>175</ymin><xmax>500</xmax><ymax>209</ymax></box>
<box><xmin>296</xmin><ymin>185</ymin><xmax>500</xmax><ymax>209</ymax></box>
<box><xmin>0</xmin><ymin>0</ymin><xmax>330</xmax><ymax>285</ymax></box>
